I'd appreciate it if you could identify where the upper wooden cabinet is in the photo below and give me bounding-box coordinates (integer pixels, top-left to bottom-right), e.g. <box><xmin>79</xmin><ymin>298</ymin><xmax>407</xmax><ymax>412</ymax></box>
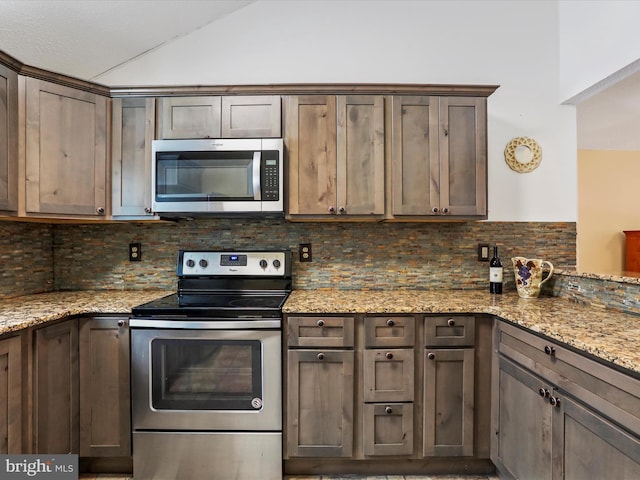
<box><xmin>0</xmin><ymin>64</ymin><xmax>18</xmax><ymax>213</ymax></box>
<box><xmin>285</xmin><ymin>95</ymin><xmax>385</xmax><ymax>219</ymax></box>
<box><xmin>111</xmin><ymin>97</ymin><xmax>156</xmax><ymax>219</ymax></box>
<box><xmin>22</xmin><ymin>77</ymin><xmax>108</xmax><ymax>218</ymax></box>
<box><xmin>390</xmin><ymin>96</ymin><xmax>487</xmax><ymax>219</ymax></box>
<box><xmin>157</xmin><ymin>95</ymin><xmax>281</xmax><ymax>139</ymax></box>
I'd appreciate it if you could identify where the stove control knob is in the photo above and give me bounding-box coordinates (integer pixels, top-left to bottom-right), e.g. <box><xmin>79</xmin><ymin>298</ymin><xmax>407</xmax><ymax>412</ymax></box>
<box><xmin>186</xmin><ymin>259</ymin><xmax>195</xmax><ymax>268</ymax></box>
<box><xmin>273</xmin><ymin>259</ymin><xmax>281</xmax><ymax>269</ymax></box>
<box><xmin>199</xmin><ymin>259</ymin><xmax>208</xmax><ymax>268</ymax></box>
<box><xmin>259</xmin><ymin>259</ymin><xmax>268</xmax><ymax>269</ymax></box>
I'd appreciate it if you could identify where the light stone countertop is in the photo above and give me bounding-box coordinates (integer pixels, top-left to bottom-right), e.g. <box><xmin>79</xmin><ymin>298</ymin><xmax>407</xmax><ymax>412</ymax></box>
<box><xmin>283</xmin><ymin>289</ymin><xmax>640</xmax><ymax>377</ymax></box>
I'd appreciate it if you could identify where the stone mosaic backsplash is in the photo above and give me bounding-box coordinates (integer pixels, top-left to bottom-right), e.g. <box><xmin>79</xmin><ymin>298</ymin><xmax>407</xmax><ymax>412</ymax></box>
<box><xmin>49</xmin><ymin>219</ymin><xmax>577</xmax><ymax>292</ymax></box>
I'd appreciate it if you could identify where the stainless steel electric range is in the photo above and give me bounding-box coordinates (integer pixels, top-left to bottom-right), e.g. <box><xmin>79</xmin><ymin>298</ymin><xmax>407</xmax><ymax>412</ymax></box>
<box><xmin>130</xmin><ymin>250</ymin><xmax>291</xmax><ymax>480</ymax></box>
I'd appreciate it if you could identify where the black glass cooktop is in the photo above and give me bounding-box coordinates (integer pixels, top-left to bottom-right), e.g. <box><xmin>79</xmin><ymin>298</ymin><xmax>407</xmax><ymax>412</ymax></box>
<box><xmin>131</xmin><ymin>292</ymin><xmax>289</xmax><ymax>318</ymax></box>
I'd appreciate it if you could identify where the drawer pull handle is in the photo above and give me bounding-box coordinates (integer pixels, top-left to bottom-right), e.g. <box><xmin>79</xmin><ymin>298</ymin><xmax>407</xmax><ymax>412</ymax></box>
<box><xmin>385</xmin><ymin>352</ymin><xmax>394</xmax><ymax>360</ymax></box>
<box><xmin>549</xmin><ymin>396</ymin><xmax>561</xmax><ymax>408</ymax></box>
<box><xmin>317</xmin><ymin>319</ymin><xmax>325</xmax><ymax>327</ymax></box>
<box><xmin>386</xmin><ymin>319</ymin><xmax>395</xmax><ymax>326</ymax></box>
<box><xmin>538</xmin><ymin>388</ymin><xmax>550</xmax><ymax>398</ymax></box>
<box><xmin>544</xmin><ymin>345</ymin><xmax>556</xmax><ymax>356</ymax></box>
<box><xmin>447</xmin><ymin>318</ymin><xmax>456</xmax><ymax>327</ymax></box>
<box><xmin>317</xmin><ymin>353</ymin><xmax>325</xmax><ymax>360</ymax></box>
<box><xmin>385</xmin><ymin>406</ymin><xmax>393</xmax><ymax>414</ymax></box>
<box><xmin>427</xmin><ymin>352</ymin><xmax>436</xmax><ymax>360</ymax></box>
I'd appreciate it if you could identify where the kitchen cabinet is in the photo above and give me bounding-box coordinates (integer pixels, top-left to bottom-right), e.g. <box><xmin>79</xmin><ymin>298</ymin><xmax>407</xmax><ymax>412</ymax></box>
<box><xmin>23</xmin><ymin>77</ymin><xmax>108</xmax><ymax>218</ymax></box>
<box><xmin>492</xmin><ymin>320</ymin><xmax>640</xmax><ymax>479</ymax></box>
<box><xmin>390</xmin><ymin>96</ymin><xmax>487</xmax><ymax>219</ymax></box>
<box><xmin>286</xmin><ymin>316</ymin><xmax>355</xmax><ymax>457</ymax></box>
<box><xmin>423</xmin><ymin>316</ymin><xmax>475</xmax><ymax>456</ymax></box>
<box><xmin>32</xmin><ymin>319</ymin><xmax>79</xmax><ymax>454</ymax></box>
<box><xmin>363</xmin><ymin>316</ymin><xmax>415</xmax><ymax>456</ymax></box>
<box><xmin>157</xmin><ymin>95</ymin><xmax>281</xmax><ymax>139</ymax></box>
<box><xmin>0</xmin><ymin>63</ymin><xmax>18</xmax><ymax>213</ymax></box>
<box><xmin>79</xmin><ymin>316</ymin><xmax>130</xmax><ymax>457</ymax></box>
<box><xmin>111</xmin><ymin>97</ymin><xmax>156</xmax><ymax>219</ymax></box>
<box><xmin>624</xmin><ymin>230</ymin><xmax>640</xmax><ymax>272</ymax></box>
<box><xmin>284</xmin><ymin>95</ymin><xmax>385</xmax><ymax>219</ymax></box>
<box><xmin>0</xmin><ymin>334</ymin><xmax>23</xmax><ymax>454</ymax></box>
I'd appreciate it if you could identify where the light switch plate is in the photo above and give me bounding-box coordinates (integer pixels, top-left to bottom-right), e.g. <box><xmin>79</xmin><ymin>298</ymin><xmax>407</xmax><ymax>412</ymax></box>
<box><xmin>478</xmin><ymin>243</ymin><xmax>489</xmax><ymax>262</ymax></box>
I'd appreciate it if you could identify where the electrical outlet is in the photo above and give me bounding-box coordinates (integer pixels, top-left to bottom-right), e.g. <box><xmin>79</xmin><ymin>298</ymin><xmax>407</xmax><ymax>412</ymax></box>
<box><xmin>129</xmin><ymin>243</ymin><xmax>142</xmax><ymax>262</ymax></box>
<box><xmin>478</xmin><ymin>243</ymin><xmax>489</xmax><ymax>261</ymax></box>
<box><xmin>299</xmin><ymin>243</ymin><xmax>312</xmax><ymax>262</ymax></box>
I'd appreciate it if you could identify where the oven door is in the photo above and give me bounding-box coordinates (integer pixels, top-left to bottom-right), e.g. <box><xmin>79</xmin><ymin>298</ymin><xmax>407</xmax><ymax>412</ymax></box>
<box><xmin>131</xmin><ymin>327</ymin><xmax>281</xmax><ymax>431</ymax></box>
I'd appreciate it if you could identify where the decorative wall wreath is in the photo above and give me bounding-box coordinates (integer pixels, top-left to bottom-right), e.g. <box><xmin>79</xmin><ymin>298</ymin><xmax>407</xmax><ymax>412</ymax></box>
<box><xmin>504</xmin><ymin>137</ymin><xmax>542</xmax><ymax>173</ymax></box>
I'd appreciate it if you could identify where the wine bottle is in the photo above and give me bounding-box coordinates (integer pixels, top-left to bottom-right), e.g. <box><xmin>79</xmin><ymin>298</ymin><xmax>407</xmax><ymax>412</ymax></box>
<box><xmin>490</xmin><ymin>246</ymin><xmax>503</xmax><ymax>294</ymax></box>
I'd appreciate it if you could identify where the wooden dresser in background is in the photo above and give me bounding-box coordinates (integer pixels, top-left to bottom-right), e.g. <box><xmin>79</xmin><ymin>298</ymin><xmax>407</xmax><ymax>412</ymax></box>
<box><xmin>624</xmin><ymin>231</ymin><xmax>640</xmax><ymax>272</ymax></box>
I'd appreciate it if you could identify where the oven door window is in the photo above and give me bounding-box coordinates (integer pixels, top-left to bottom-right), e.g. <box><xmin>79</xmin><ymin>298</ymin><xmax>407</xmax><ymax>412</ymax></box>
<box><xmin>155</xmin><ymin>151</ymin><xmax>260</xmax><ymax>202</ymax></box>
<box><xmin>151</xmin><ymin>338</ymin><xmax>262</xmax><ymax>410</ymax></box>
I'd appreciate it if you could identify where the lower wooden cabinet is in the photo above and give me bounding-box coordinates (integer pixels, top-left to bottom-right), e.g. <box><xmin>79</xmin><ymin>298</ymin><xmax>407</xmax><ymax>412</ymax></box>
<box><xmin>79</xmin><ymin>316</ymin><xmax>131</xmax><ymax>457</ymax></box>
<box><xmin>33</xmin><ymin>319</ymin><xmax>79</xmax><ymax>454</ymax></box>
<box><xmin>31</xmin><ymin>316</ymin><xmax>131</xmax><ymax>457</ymax></box>
<box><xmin>0</xmin><ymin>334</ymin><xmax>23</xmax><ymax>453</ymax></box>
<box><xmin>363</xmin><ymin>402</ymin><xmax>413</xmax><ymax>456</ymax></box>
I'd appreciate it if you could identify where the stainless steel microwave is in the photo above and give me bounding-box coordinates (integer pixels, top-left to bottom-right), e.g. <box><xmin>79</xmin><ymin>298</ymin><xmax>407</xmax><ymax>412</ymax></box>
<box><xmin>151</xmin><ymin>138</ymin><xmax>283</xmax><ymax>216</ymax></box>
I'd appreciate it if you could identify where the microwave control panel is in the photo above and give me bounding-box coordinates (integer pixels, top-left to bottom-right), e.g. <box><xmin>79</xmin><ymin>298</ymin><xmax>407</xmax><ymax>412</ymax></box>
<box><xmin>261</xmin><ymin>152</ymin><xmax>279</xmax><ymax>201</ymax></box>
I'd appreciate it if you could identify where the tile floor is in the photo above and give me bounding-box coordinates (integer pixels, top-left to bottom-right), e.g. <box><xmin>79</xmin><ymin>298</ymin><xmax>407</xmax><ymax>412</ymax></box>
<box><xmin>79</xmin><ymin>475</ymin><xmax>499</xmax><ymax>480</ymax></box>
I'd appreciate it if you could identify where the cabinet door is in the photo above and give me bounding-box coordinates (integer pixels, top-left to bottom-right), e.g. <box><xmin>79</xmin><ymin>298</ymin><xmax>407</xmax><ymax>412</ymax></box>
<box><xmin>79</xmin><ymin>317</ymin><xmax>130</xmax><ymax>457</ymax></box>
<box><xmin>493</xmin><ymin>357</ymin><xmax>552</xmax><ymax>479</ymax></box>
<box><xmin>438</xmin><ymin>97</ymin><xmax>487</xmax><ymax>216</ymax></box>
<box><xmin>284</xmin><ymin>95</ymin><xmax>337</xmax><ymax>215</ymax></box>
<box><xmin>111</xmin><ymin>97</ymin><xmax>156</xmax><ymax>218</ymax></box>
<box><xmin>157</xmin><ymin>96</ymin><xmax>221</xmax><ymax>139</ymax></box>
<box><xmin>336</xmin><ymin>95</ymin><xmax>384</xmax><ymax>215</ymax></box>
<box><xmin>33</xmin><ymin>319</ymin><xmax>79</xmax><ymax>454</ymax></box>
<box><xmin>363</xmin><ymin>403</ymin><xmax>413</xmax><ymax>456</ymax></box>
<box><xmin>0</xmin><ymin>335</ymin><xmax>22</xmax><ymax>454</ymax></box>
<box><xmin>286</xmin><ymin>349</ymin><xmax>354</xmax><ymax>457</ymax></box>
<box><xmin>24</xmin><ymin>78</ymin><xmax>107</xmax><ymax>217</ymax></box>
<box><xmin>423</xmin><ymin>348</ymin><xmax>474</xmax><ymax>456</ymax></box>
<box><xmin>391</xmin><ymin>95</ymin><xmax>439</xmax><ymax>215</ymax></box>
<box><xmin>363</xmin><ymin>348</ymin><xmax>414</xmax><ymax>403</ymax></box>
<box><xmin>554</xmin><ymin>394</ymin><xmax>640</xmax><ymax>480</ymax></box>
<box><xmin>0</xmin><ymin>63</ymin><xmax>18</xmax><ymax>212</ymax></box>
<box><xmin>221</xmin><ymin>95</ymin><xmax>281</xmax><ymax>137</ymax></box>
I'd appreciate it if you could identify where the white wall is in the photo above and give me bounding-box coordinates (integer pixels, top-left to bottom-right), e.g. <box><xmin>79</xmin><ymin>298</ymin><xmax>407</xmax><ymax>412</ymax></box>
<box><xmin>98</xmin><ymin>0</ymin><xmax>577</xmax><ymax>222</ymax></box>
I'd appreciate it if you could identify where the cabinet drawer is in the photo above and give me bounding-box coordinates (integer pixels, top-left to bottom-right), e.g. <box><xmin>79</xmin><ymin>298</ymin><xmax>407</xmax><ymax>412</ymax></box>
<box><xmin>363</xmin><ymin>403</ymin><xmax>414</xmax><ymax>456</ymax></box>
<box><xmin>498</xmin><ymin>321</ymin><xmax>640</xmax><ymax>437</ymax></box>
<box><xmin>287</xmin><ymin>316</ymin><xmax>354</xmax><ymax>347</ymax></box>
<box><xmin>364</xmin><ymin>316</ymin><xmax>415</xmax><ymax>347</ymax></box>
<box><xmin>363</xmin><ymin>349</ymin><xmax>414</xmax><ymax>402</ymax></box>
<box><xmin>425</xmin><ymin>315</ymin><xmax>475</xmax><ymax>347</ymax></box>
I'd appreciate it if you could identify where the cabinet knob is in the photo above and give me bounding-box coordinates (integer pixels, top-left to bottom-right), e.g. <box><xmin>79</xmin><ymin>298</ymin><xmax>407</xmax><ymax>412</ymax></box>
<box><xmin>544</xmin><ymin>345</ymin><xmax>556</xmax><ymax>356</ymax></box>
<box><xmin>538</xmin><ymin>388</ymin><xmax>550</xmax><ymax>398</ymax></box>
<box><xmin>385</xmin><ymin>352</ymin><xmax>394</xmax><ymax>360</ymax></box>
<box><xmin>442</xmin><ymin>207</ymin><xmax>449</xmax><ymax>214</ymax></box>
<box><xmin>385</xmin><ymin>406</ymin><xmax>393</xmax><ymax>414</ymax></box>
<box><xmin>96</xmin><ymin>207</ymin><xmax>105</xmax><ymax>215</ymax></box>
<box><xmin>447</xmin><ymin>318</ymin><xmax>456</xmax><ymax>327</ymax></box>
<box><xmin>316</xmin><ymin>319</ymin><xmax>325</xmax><ymax>327</ymax></box>
<box><xmin>549</xmin><ymin>396</ymin><xmax>561</xmax><ymax>408</ymax></box>
<box><xmin>427</xmin><ymin>352</ymin><xmax>436</xmax><ymax>360</ymax></box>
<box><xmin>117</xmin><ymin>319</ymin><xmax>126</xmax><ymax>327</ymax></box>
<box><xmin>317</xmin><ymin>352</ymin><xmax>325</xmax><ymax>360</ymax></box>
<box><xmin>338</xmin><ymin>206</ymin><xmax>346</xmax><ymax>214</ymax></box>
<box><xmin>432</xmin><ymin>207</ymin><xmax>439</xmax><ymax>213</ymax></box>
<box><xmin>328</xmin><ymin>206</ymin><xmax>336</xmax><ymax>214</ymax></box>
<box><xmin>144</xmin><ymin>207</ymin><xmax>152</xmax><ymax>214</ymax></box>
<box><xmin>386</xmin><ymin>319</ymin><xmax>395</xmax><ymax>327</ymax></box>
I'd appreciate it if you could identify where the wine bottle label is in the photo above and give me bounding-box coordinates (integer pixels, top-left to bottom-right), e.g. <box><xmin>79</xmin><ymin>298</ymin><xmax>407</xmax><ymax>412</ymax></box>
<box><xmin>490</xmin><ymin>267</ymin><xmax>503</xmax><ymax>282</ymax></box>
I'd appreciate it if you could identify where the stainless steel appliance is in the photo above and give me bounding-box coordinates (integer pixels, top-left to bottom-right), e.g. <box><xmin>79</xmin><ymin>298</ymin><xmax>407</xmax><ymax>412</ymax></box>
<box><xmin>151</xmin><ymin>138</ymin><xmax>283</xmax><ymax>216</ymax></box>
<box><xmin>130</xmin><ymin>250</ymin><xmax>291</xmax><ymax>480</ymax></box>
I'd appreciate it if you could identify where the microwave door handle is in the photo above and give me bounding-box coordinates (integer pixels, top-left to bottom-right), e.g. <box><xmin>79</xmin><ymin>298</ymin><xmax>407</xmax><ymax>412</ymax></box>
<box><xmin>253</xmin><ymin>151</ymin><xmax>261</xmax><ymax>200</ymax></box>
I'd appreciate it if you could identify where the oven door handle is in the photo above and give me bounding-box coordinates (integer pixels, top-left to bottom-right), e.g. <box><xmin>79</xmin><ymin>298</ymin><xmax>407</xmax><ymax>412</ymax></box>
<box><xmin>253</xmin><ymin>151</ymin><xmax>261</xmax><ymax>201</ymax></box>
<box><xmin>129</xmin><ymin>318</ymin><xmax>281</xmax><ymax>329</ymax></box>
